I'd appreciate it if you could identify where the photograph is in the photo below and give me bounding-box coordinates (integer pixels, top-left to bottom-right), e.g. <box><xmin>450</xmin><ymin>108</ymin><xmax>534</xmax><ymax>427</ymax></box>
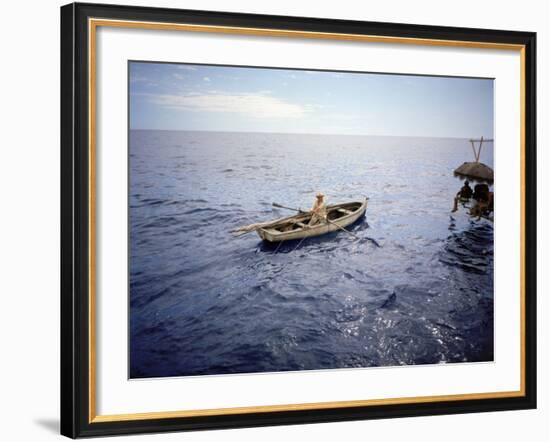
<box><xmin>128</xmin><ymin>61</ymin><xmax>495</xmax><ymax>379</ymax></box>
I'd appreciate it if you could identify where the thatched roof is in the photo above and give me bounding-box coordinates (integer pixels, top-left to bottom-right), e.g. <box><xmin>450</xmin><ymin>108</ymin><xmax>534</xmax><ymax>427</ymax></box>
<box><xmin>454</xmin><ymin>161</ymin><xmax>494</xmax><ymax>183</ymax></box>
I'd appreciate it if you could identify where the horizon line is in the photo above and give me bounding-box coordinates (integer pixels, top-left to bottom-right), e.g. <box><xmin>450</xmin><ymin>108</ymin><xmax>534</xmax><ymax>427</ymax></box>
<box><xmin>129</xmin><ymin>128</ymin><xmax>494</xmax><ymax>140</ymax></box>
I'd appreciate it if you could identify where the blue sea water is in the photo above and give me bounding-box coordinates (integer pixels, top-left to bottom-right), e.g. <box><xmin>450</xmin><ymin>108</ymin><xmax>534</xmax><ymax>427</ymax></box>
<box><xmin>129</xmin><ymin>130</ymin><xmax>494</xmax><ymax>378</ymax></box>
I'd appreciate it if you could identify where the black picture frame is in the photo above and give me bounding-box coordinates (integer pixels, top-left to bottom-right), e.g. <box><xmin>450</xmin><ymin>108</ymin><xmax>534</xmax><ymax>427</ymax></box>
<box><xmin>61</xmin><ymin>2</ymin><xmax>537</xmax><ymax>438</ymax></box>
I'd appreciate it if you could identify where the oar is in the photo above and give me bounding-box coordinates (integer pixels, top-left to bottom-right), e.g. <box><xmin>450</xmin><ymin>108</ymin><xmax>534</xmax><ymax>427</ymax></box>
<box><xmin>272</xmin><ymin>203</ymin><xmax>307</xmax><ymax>213</ymax></box>
<box><xmin>272</xmin><ymin>202</ymin><xmax>360</xmax><ymax>240</ymax></box>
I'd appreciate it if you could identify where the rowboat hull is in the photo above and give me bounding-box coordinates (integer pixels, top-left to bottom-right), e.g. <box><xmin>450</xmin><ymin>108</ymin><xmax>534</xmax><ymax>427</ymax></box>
<box><xmin>257</xmin><ymin>199</ymin><xmax>368</xmax><ymax>242</ymax></box>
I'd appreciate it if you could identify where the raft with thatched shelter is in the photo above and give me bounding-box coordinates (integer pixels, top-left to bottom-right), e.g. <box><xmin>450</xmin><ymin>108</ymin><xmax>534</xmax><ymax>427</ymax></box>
<box><xmin>452</xmin><ymin>137</ymin><xmax>494</xmax><ymax>222</ymax></box>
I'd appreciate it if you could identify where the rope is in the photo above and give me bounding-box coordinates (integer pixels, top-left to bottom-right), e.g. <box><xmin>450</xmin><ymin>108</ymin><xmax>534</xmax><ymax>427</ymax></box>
<box><xmin>273</xmin><ymin>239</ymin><xmax>285</xmax><ymax>254</ymax></box>
<box><xmin>290</xmin><ymin>236</ymin><xmax>307</xmax><ymax>253</ymax></box>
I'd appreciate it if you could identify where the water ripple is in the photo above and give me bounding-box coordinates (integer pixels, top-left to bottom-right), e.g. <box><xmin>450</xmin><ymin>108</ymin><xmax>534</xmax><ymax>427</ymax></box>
<box><xmin>129</xmin><ymin>130</ymin><xmax>494</xmax><ymax>378</ymax></box>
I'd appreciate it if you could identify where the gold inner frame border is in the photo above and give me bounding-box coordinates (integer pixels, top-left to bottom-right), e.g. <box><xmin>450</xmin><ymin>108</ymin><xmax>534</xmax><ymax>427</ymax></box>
<box><xmin>87</xmin><ymin>18</ymin><xmax>527</xmax><ymax>424</ymax></box>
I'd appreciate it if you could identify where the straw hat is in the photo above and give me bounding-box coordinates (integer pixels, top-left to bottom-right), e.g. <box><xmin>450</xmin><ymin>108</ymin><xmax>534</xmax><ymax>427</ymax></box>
<box><xmin>316</xmin><ymin>192</ymin><xmax>325</xmax><ymax>198</ymax></box>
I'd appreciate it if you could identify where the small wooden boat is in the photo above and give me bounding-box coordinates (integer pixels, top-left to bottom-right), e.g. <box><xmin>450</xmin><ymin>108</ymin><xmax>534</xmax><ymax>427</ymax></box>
<box><xmin>257</xmin><ymin>199</ymin><xmax>368</xmax><ymax>242</ymax></box>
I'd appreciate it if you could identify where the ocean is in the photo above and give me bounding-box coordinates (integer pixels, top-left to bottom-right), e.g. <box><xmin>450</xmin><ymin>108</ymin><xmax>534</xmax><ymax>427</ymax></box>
<box><xmin>129</xmin><ymin>130</ymin><xmax>494</xmax><ymax>378</ymax></box>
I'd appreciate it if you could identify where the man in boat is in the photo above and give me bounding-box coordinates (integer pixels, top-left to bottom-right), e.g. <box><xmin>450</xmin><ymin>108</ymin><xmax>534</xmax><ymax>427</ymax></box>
<box><xmin>451</xmin><ymin>180</ymin><xmax>473</xmax><ymax>212</ymax></box>
<box><xmin>308</xmin><ymin>192</ymin><xmax>328</xmax><ymax>226</ymax></box>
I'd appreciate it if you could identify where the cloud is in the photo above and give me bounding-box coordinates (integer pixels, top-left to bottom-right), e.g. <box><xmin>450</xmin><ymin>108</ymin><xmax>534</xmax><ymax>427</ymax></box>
<box><xmin>145</xmin><ymin>92</ymin><xmax>312</xmax><ymax>119</ymax></box>
<box><xmin>173</xmin><ymin>73</ymin><xmax>185</xmax><ymax>80</ymax></box>
<box><xmin>203</xmin><ymin>77</ymin><xmax>211</xmax><ymax>82</ymax></box>
<box><xmin>176</xmin><ymin>65</ymin><xmax>197</xmax><ymax>71</ymax></box>
<box><xmin>130</xmin><ymin>74</ymin><xmax>149</xmax><ymax>83</ymax></box>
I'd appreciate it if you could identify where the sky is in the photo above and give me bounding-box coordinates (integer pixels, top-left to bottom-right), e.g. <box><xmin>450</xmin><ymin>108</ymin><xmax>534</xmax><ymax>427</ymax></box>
<box><xmin>129</xmin><ymin>61</ymin><xmax>494</xmax><ymax>138</ymax></box>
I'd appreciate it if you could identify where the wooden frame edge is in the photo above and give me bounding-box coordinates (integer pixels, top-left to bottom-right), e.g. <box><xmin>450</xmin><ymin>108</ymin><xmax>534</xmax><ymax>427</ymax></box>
<box><xmin>89</xmin><ymin>18</ymin><xmax>525</xmax><ymax>50</ymax></box>
<box><xmin>61</xmin><ymin>2</ymin><xmax>536</xmax><ymax>437</ymax></box>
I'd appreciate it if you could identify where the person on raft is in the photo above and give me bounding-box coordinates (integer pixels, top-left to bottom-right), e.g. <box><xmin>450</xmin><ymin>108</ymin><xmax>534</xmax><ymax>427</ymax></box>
<box><xmin>451</xmin><ymin>180</ymin><xmax>473</xmax><ymax>212</ymax></box>
<box><xmin>470</xmin><ymin>183</ymin><xmax>493</xmax><ymax>219</ymax></box>
<box><xmin>308</xmin><ymin>192</ymin><xmax>328</xmax><ymax>226</ymax></box>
